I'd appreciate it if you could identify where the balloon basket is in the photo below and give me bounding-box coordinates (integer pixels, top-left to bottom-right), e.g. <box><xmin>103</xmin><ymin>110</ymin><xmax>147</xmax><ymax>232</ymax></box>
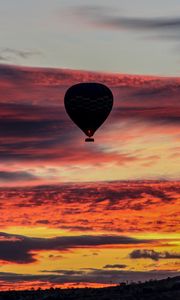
<box><xmin>85</xmin><ymin>137</ymin><xmax>94</xmax><ymax>142</ymax></box>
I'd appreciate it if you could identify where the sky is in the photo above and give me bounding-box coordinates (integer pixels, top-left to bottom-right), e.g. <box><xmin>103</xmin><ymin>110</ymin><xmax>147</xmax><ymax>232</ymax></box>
<box><xmin>0</xmin><ymin>0</ymin><xmax>179</xmax><ymax>291</ymax></box>
<box><xmin>1</xmin><ymin>0</ymin><xmax>180</xmax><ymax>75</ymax></box>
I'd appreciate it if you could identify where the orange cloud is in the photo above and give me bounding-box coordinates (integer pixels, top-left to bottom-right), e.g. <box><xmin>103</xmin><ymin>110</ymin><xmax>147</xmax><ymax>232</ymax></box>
<box><xmin>0</xmin><ymin>181</ymin><xmax>179</xmax><ymax>233</ymax></box>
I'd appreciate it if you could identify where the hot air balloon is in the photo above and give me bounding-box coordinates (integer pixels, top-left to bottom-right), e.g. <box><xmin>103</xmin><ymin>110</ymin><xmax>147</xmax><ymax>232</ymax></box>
<box><xmin>64</xmin><ymin>82</ymin><xmax>113</xmax><ymax>142</ymax></box>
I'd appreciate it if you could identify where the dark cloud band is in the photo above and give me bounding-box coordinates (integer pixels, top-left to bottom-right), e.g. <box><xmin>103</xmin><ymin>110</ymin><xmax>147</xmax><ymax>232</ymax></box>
<box><xmin>0</xmin><ymin>269</ymin><xmax>179</xmax><ymax>284</ymax></box>
<box><xmin>0</xmin><ymin>232</ymin><xmax>150</xmax><ymax>264</ymax></box>
<box><xmin>130</xmin><ymin>249</ymin><xmax>180</xmax><ymax>261</ymax></box>
<box><xmin>0</xmin><ymin>171</ymin><xmax>36</xmax><ymax>182</ymax></box>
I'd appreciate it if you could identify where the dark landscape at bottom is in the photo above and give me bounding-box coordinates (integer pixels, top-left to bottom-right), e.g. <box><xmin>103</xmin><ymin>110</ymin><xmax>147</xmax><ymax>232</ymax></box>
<box><xmin>0</xmin><ymin>276</ymin><xmax>179</xmax><ymax>300</ymax></box>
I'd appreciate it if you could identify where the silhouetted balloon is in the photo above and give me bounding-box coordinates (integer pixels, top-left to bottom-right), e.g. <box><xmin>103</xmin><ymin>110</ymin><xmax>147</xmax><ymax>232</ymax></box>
<box><xmin>64</xmin><ymin>82</ymin><xmax>113</xmax><ymax>142</ymax></box>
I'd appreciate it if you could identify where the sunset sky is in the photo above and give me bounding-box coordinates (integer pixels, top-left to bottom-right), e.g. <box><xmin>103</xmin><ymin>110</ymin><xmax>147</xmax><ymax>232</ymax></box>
<box><xmin>0</xmin><ymin>0</ymin><xmax>180</xmax><ymax>291</ymax></box>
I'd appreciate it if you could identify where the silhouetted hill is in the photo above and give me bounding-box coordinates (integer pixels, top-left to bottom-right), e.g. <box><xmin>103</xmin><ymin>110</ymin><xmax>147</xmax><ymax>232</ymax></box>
<box><xmin>0</xmin><ymin>276</ymin><xmax>180</xmax><ymax>300</ymax></box>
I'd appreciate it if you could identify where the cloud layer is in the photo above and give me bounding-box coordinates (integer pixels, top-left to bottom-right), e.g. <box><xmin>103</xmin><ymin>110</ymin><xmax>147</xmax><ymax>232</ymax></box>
<box><xmin>0</xmin><ymin>64</ymin><xmax>179</xmax><ymax>183</ymax></box>
<box><xmin>0</xmin><ymin>181</ymin><xmax>179</xmax><ymax>232</ymax></box>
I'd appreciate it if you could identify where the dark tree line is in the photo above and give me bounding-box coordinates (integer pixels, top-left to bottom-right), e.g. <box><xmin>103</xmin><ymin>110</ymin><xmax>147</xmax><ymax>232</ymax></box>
<box><xmin>0</xmin><ymin>276</ymin><xmax>180</xmax><ymax>300</ymax></box>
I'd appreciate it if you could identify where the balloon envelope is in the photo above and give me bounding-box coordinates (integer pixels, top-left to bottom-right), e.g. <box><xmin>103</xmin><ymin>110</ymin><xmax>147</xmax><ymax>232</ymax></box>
<box><xmin>64</xmin><ymin>82</ymin><xmax>113</xmax><ymax>141</ymax></box>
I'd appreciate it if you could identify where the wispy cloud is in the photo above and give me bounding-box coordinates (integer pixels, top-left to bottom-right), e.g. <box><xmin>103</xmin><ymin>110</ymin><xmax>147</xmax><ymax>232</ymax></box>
<box><xmin>72</xmin><ymin>5</ymin><xmax>180</xmax><ymax>41</ymax></box>
<box><xmin>0</xmin><ymin>48</ymin><xmax>41</xmax><ymax>62</ymax></box>
<box><xmin>99</xmin><ymin>16</ymin><xmax>180</xmax><ymax>32</ymax></box>
<box><xmin>0</xmin><ymin>55</ymin><xmax>9</xmax><ymax>62</ymax></box>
